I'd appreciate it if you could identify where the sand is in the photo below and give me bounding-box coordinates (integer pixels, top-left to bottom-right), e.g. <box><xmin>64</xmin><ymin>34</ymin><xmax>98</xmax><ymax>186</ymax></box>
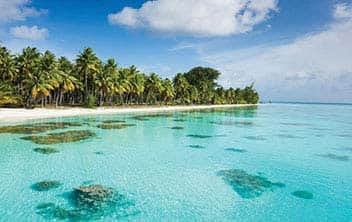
<box><xmin>0</xmin><ymin>104</ymin><xmax>256</xmax><ymax>123</ymax></box>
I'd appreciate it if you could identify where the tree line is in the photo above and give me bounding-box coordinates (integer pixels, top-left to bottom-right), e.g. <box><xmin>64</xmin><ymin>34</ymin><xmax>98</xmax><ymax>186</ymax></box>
<box><xmin>0</xmin><ymin>46</ymin><xmax>259</xmax><ymax>108</ymax></box>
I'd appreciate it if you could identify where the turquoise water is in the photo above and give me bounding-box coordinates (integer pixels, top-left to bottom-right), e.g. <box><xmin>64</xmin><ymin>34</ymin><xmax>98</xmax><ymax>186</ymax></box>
<box><xmin>0</xmin><ymin>104</ymin><xmax>351</xmax><ymax>221</ymax></box>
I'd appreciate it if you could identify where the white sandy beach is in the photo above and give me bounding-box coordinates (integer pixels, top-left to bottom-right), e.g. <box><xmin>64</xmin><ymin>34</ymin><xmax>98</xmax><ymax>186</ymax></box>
<box><xmin>0</xmin><ymin>104</ymin><xmax>256</xmax><ymax>123</ymax></box>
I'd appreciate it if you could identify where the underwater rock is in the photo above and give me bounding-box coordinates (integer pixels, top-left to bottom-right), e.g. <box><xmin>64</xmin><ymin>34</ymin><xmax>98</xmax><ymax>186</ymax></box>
<box><xmin>82</xmin><ymin>118</ymin><xmax>99</xmax><ymax>123</ymax></box>
<box><xmin>36</xmin><ymin>184</ymin><xmax>139</xmax><ymax>221</ymax></box>
<box><xmin>31</xmin><ymin>180</ymin><xmax>62</xmax><ymax>191</ymax></box>
<box><xmin>97</xmin><ymin>123</ymin><xmax>136</xmax><ymax>129</ymax></box>
<box><xmin>217</xmin><ymin>169</ymin><xmax>285</xmax><ymax>199</ymax></box>
<box><xmin>36</xmin><ymin>202</ymin><xmax>83</xmax><ymax>221</ymax></box>
<box><xmin>291</xmin><ymin>190</ymin><xmax>314</xmax><ymax>199</ymax></box>
<box><xmin>94</xmin><ymin>151</ymin><xmax>104</xmax><ymax>155</ymax></box>
<box><xmin>336</xmin><ymin>134</ymin><xmax>352</xmax><ymax>138</ymax></box>
<box><xmin>188</xmin><ymin>145</ymin><xmax>206</xmax><ymax>149</ymax></box>
<box><xmin>102</xmin><ymin>120</ymin><xmax>126</xmax><ymax>124</ymax></box>
<box><xmin>132</xmin><ymin>113</ymin><xmax>173</xmax><ymax>121</ymax></box>
<box><xmin>310</xmin><ymin>127</ymin><xmax>329</xmax><ymax>131</ymax></box>
<box><xmin>280</xmin><ymin>122</ymin><xmax>311</xmax><ymax>126</ymax></box>
<box><xmin>0</xmin><ymin>122</ymin><xmax>82</xmax><ymax>134</ymax></box>
<box><xmin>187</xmin><ymin>134</ymin><xmax>212</xmax><ymax>139</ymax></box>
<box><xmin>343</xmin><ymin>147</ymin><xmax>352</xmax><ymax>152</ymax></box>
<box><xmin>170</xmin><ymin>126</ymin><xmax>184</xmax><ymax>130</ymax></box>
<box><xmin>244</xmin><ymin>136</ymin><xmax>266</xmax><ymax>141</ymax></box>
<box><xmin>317</xmin><ymin>153</ymin><xmax>349</xmax><ymax>162</ymax></box>
<box><xmin>173</xmin><ymin>119</ymin><xmax>187</xmax><ymax>122</ymax></box>
<box><xmin>71</xmin><ymin>185</ymin><xmax>114</xmax><ymax>209</ymax></box>
<box><xmin>193</xmin><ymin>117</ymin><xmax>203</xmax><ymax>119</ymax></box>
<box><xmin>33</xmin><ymin>147</ymin><xmax>59</xmax><ymax>154</ymax></box>
<box><xmin>214</xmin><ymin>134</ymin><xmax>227</xmax><ymax>137</ymax></box>
<box><xmin>21</xmin><ymin>130</ymin><xmax>96</xmax><ymax>144</ymax></box>
<box><xmin>225</xmin><ymin>148</ymin><xmax>247</xmax><ymax>153</ymax></box>
<box><xmin>45</xmin><ymin>122</ymin><xmax>82</xmax><ymax>127</ymax></box>
<box><xmin>210</xmin><ymin>120</ymin><xmax>254</xmax><ymax>126</ymax></box>
<box><xmin>275</xmin><ymin>134</ymin><xmax>304</xmax><ymax>139</ymax></box>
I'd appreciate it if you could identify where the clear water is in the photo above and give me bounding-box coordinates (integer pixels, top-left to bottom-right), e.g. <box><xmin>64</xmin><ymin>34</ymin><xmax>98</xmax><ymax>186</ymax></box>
<box><xmin>0</xmin><ymin>104</ymin><xmax>351</xmax><ymax>221</ymax></box>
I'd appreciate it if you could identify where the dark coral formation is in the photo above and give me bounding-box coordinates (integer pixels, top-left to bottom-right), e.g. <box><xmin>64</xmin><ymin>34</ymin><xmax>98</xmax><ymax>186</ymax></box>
<box><xmin>181</xmin><ymin>106</ymin><xmax>258</xmax><ymax>117</ymax></box>
<box><xmin>336</xmin><ymin>134</ymin><xmax>352</xmax><ymax>138</ymax></box>
<box><xmin>97</xmin><ymin>123</ymin><xmax>136</xmax><ymax>129</ymax></box>
<box><xmin>132</xmin><ymin>113</ymin><xmax>173</xmax><ymax>121</ymax></box>
<box><xmin>71</xmin><ymin>185</ymin><xmax>114</xmax><ymax>209</ymax></box>
<box><xmin>173</xmin><ymin>119</ymin><xmax>187</xmax><ymax>122</ymax></box>
<box><xmin>36</xmin><ymin>184</ymin><xmax>139</xmax><ymax>221</ymax></box>
<box><xmin>217</xmin><ymin>169</ymin><xmax>285</xmax><ymax>199</ymax></box>
<box><xmin>188</xmin><ymin>145</ymin><xmax>206</xmax><ymax>149</ymax></box>
<box><xmin>244</xmin><ymin>136</ymin><xmax>266</xmax><ymax>141</ymax></box>
<box><xmin>317</xmin><ymin>153</ymin><xmax>349</xmax><ymax>162</ymax></box>
<box><xmin>170</xmin><ymin>126</ymin><xmax>184</xmax><ymax>130</ymax></box>
<box><xmin>291</xmin><ymin>190</ymin><xmax>314</xmax><ymax>199</ymax></box>
<box><xmin>225</xmin><ymin>148</ymin><xmax>247</xmax><ymax>153</ymax></box>
<box><xmin>36</xmin><ymin>203</ymin><xmax>82</xmax><ymax>221</ymax></box>
<box><xmin>193</xmin><ymin>116</ymin><xmax>203</xmax><ymax>119</ymax></box>
<box><xmin>101</xmin><ymin>120</ymin><xmax>126</xmax><ymax>124</ymax></box>
<box><xmin>210</xmin><ymin>120</ymin><xmax>254</xmax><ymax>126</ymax></box>
<box><xmin>33</xmin><ymin>147</ymin><xmax>59</xmax><ymax>154</ymax></box>
<box><xmin>187</xmin><ymin>134</ymin><xmax>212</xmax><ymax>139</ymax></box>
<box><xmin>343</xmin><ymin>147</ymin><xmax>352</xmax><ymax>152</ymax></box>
<box><xmin>280</xmin><ymin>122</ymin><xmax>311</xmax><ymax>126</ymax></box>
<box><xmin>31</xmin><ymin>180</ymin><xmax>62</xmax><ymax>191</ymax></box>
<box><xmin>275</xmin><ymin>134</ymin><xmax>304</xmax><ymax>139</ymax></box>
<box><xmin>21</xmin><ymin>130</ymin><xmax>96</xmax><ymax>144</ymax></box>
<box><xmin>0</xmin><ymin>122</ymin><xmax>82</xmax><ymax>134</ymax></box>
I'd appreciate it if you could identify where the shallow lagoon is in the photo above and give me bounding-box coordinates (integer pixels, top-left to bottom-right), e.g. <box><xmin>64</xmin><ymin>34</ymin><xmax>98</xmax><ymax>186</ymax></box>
<box><xmin>0</xmin><ymin>103</ymin><xmax>351</xmax><ymax>221</ymax></box>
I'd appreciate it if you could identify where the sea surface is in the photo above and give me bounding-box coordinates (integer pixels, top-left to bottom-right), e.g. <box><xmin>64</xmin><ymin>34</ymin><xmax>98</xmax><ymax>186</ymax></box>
<box><xmin>0</xmin><ymin>103</ymin><xmax>351</xmax><ymax>221</ymax></box>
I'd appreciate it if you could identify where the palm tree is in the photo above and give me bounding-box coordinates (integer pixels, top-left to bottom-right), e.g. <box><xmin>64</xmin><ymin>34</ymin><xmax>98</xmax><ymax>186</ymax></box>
<box><xmin>0</xmin><ymin>81</ymin><xmax>22</xmax><ymax>106</ymax></box>
<box><xmin>76</xmin><ymin>48</ymin><xmax>100</xmax><ymax>101</ymax></box>
<box><xmin>17</xmin><ymin>47</ymin><xmax>42</xmax><ymax>107</ymax></box>
<box><xmin>161</xmin><ymin>78</ymin><xmax>174</xmax><ymax>104</ymax></box>
<box><xmin>127</xmin><ymin>66</ymin><xmax>145</xmax><ymax>104</ymax></box>
<box><xmin>95</xmin><ymin>58</ymin><xmax>117</xmax><ymax>106</ymax></box>
<box><xmin>28</xmin><ymin>75</ymin><xmax>56</xmax><ymax>107</ymax></box>
<box><xmin>117</xmin><ymin>67</ymin><xmax>133</xmax><ymax>104</ymax></box>
<box><xmin>56</xmin><ymin>57</ymin><xmax>80</xmax><ymax>106</ymax></box>
<box><xmin>130</xmin><ymin>73</ymin><xmax>145</xmax><ymax>104</ymax></box>
<box><xmin>40</xmin><ymin>51</ymin><xmax>60</xmax><ymax>105</ymax></box>
<box><xmin>173</xmin><ymin>73</ymin><xmax>191</xmax><ymax>104</ymax></box>
<box><xmin>0</xmin><ymin>46</ymin><xmax>18</xmax><ymax>83</ymax></box>
<box><xmin>0</xmin><ymin>45</ymin><xmax>260</xmax><ymax>107</ymax></box>
<box><xmin>145</xmin><ymin>73</ymin><xmax>163</xmax><ymax>104</ymax></box>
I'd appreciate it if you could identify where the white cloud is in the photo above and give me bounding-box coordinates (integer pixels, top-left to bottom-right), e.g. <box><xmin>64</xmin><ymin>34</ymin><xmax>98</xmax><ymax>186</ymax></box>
<box><xmin>108</xmin><ymin>0</ymin><xmax>277</xmax><ymax>37</ymax></box>
<box><xmin>10</xmin><ymin>25</ymin><xmax>48</xmax><ymax>40</ymax></box>
<box><xmin>0</xmin><ymin>0</ymin><xmax>47</xmax><ymax>23</ymax></box>
<box><xmin>334</xmin><ymin>3</ymin><xmax>352</xmax><ymax>19</ymax></box>
<box><xmin>201</xmin><ymin>4</ymin><xmax>352</xmax><ymax>103</ymax></box>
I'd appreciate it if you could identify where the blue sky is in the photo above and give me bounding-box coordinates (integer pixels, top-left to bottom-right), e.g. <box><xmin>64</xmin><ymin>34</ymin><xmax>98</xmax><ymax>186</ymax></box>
<box><xmin>0</xmin><ymin>0</ymin><xmax>351</xmax><ymax>103</ymax></box>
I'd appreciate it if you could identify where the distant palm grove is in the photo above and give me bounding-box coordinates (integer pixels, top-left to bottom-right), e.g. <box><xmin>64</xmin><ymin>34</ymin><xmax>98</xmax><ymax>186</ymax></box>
<box><xmin>0</xmin><ymin>46</ymin><xmax>259</xmax><ymax>108</ymax></box>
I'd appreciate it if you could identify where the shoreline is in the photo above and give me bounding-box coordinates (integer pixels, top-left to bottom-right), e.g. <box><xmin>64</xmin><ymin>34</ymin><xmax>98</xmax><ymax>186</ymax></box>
<box><xmin>0</xmin><ymin>104</ymin><xmax>257</xmax><ymax>123</ymax></box>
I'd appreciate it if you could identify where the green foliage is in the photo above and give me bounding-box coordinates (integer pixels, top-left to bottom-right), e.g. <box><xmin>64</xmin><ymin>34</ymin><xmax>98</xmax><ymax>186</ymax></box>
<box><xmin>85</xmin><ymin>94</ymin><xmax>96</xmax><ymax>108</ymax></box>
<box><xmin>0</xmin><ymin>44</ymin><xmax>259</xmax><ymax>107</ymax></box>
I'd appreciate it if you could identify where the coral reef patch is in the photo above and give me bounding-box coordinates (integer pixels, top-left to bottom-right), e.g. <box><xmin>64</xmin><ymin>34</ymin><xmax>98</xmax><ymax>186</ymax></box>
<box><xmin>21</xmin><ymin>130</ymin><xmax>96</xmax><ymax>144</ymax></box>
<box><xmin>217</xmin><ymin>169</ymin><xmax>285</xmax><ymax>198</ymax></box>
